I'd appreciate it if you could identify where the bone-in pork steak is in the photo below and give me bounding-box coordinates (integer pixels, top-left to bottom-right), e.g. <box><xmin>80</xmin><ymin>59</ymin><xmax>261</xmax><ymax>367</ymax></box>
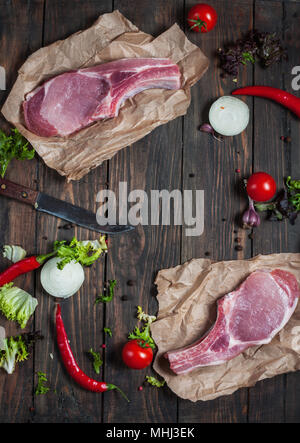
<box><xmin>23</xmin><ymin>58</ymin><xmax>181</xmax><ymax>137</ymax></box>
<box><xmin>165</xmin><ymin>269</ymin><xmax>300</xmax><ymax>375</ymax></box>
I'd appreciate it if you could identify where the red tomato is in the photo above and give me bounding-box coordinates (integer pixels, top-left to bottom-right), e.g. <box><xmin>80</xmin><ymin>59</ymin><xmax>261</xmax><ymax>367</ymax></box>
<box><xmin>187</xmin><ymin>3</ymin><xmax>217</xmax><ymax>33</ymax></box>
<box><xmin>122</xmin><ymin>339</ymin><xmax>153</xmax><ymax>370</ymax></box>
<box><xmin>246</xmin><ymin>172</ymin><xmax>277</xmax><ymax>202</ymax></box>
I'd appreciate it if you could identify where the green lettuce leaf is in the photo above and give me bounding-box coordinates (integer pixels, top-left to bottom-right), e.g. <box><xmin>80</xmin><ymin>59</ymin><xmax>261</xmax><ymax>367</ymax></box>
<box><xmin>145</xmin><ymin>376</ymin><xmax>165</xmax><ymax>388</ymax></box>
<box><xmin>95</xmin><ymin>280</ymin><xmax>117</xmax><ymax>303</ymax></box>
<box><xmin>0</xmin><ymin>337</ymin><xmax>21</xmax><ymax>374</ymax></box>
<box><xmin>0</xmin><ymin>128</ymin><xmax>35</xmax><ymax>178</ymax></box>
<box><xmin>0</xmin><ymin>332</ymin><xmax>42</xmax><ymax>374</ymax></box>
<box><xmin>88</xmin><ymin>348</ymin><xmax>103</xmax><ymax>374</ymax></box>
<box><xmin>2</xmin><ymin>244</ymin><xmax>27</xmax><ymax>263</ymax></box>
<box><xmin>35</xmin><ymin>372</ymin><xmax>50</xmax><ymax>395</ymax></box>
<box><xmin>0</xmin><ymin>283</ymin><xmax>38</xmax><ymax>328</ymax></box>
<box><xmin>54</xmin><ymin>236</ymin><xmax>108</xmax><ymax>270</ymax></box>
<box><xmin>128</xmin><ymin>306</ymin><xmax>157</xmax><ymax>349</ymax></box>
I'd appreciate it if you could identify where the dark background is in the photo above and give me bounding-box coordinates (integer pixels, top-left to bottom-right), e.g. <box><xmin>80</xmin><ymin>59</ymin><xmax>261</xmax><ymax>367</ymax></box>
<box><xmin>0</xmin><ymin>0</ymin><xmax>299</xmax><ymax>423</ymax></box>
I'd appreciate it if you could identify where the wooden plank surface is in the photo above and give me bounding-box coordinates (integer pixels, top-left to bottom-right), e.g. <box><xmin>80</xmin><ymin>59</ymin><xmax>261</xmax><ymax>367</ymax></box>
<box><xmin>0</xmin><ymin>0</ymin><xmax>299</xmax><ymax>423</ymax></box>
<box><xmin>281</xmin><ymin>0</ymin><xmax>300</xmax><ymax>423</ymax></box>
<box><xmin>33</xmin><ymin>0</ymin><xmax>113</xmax><ymax>423</ymax></box>
<box><xmin>103</xmin><ymin>0</ymin><xmax>182</xmax><ymax>423</ymax></box>
<box><xmin>179</xmin><ymin>0</ymin><xmax>254</xmax><ymax>423</ymax></box>
<box><xmin>0</xmin><ymin>0</ymin><xmax>44</xmax><ymax>423</ymax></box>
<box><xmin>247</xmin><ymin>0</ymin><xmax>287</xmax><ymax>423</ymax></box>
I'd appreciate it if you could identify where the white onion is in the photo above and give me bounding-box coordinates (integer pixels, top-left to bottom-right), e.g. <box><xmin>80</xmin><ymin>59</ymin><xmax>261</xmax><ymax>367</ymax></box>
<box><xmin>40</xmin><ymin>257</ymin><xmax>85</xmax><ymax>298</ymax></box>
<box><xmin>209</xmin><ymin>96</ymin><xmax>249</xmax><ymax>136</ymax></box>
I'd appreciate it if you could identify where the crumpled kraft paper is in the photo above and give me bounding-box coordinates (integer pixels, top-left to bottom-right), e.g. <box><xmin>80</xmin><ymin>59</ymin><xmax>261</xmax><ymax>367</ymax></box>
<box><xmin>1</xmin><ymin>10</ymin><xmax>209</xmax><ymax>181</ymax></box>
<box><xmin>151</xmin><ymin>253</ymin><xmax>300</xmax><ymax>402</ymax></box>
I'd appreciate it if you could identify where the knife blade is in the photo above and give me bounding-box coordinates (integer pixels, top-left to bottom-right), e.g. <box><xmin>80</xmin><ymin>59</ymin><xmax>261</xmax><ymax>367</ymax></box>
<box><xmin>0</xmin><ymin>178</ymin><xmax>134</xmax><ymax>235</ymax></box>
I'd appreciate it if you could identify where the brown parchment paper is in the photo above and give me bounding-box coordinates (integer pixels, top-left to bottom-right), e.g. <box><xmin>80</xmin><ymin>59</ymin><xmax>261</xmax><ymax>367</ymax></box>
<box><xmin>151</xmin><ymin>253</ymin><xmax>300</xmax><ymax>402</ymax></box>
<box><xmin>1</xmin><ymin>10</ymin><xmax>209</xmax><ymax>181</ymax></box>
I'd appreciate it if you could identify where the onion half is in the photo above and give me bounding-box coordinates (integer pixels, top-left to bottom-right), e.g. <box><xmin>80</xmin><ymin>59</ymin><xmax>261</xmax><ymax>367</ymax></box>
<box><xmin>209</xmin><ymin>96</ymin><xmax>250</xmax><ymax>136</ymax></box>
<box><xmin>40</xmin><ymin>257</ymin><xmax>85</xmax><ymax>298</ymax></box>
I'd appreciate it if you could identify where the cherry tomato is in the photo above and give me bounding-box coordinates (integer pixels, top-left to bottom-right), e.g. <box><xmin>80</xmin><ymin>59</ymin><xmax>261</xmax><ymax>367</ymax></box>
<box><xmin>187</xmin><ymin>3</ymin><xmax>217</xmax><ymax>33</ymax></box>
<box><xmin>246</xmin><ymin>172</ymin><xmax>277</xmax><ymax>202</ymax></box>
<box><xmin>122</xmin><ymin>339</ymin><xmax>153</xmax><ymax>370</ymax></box>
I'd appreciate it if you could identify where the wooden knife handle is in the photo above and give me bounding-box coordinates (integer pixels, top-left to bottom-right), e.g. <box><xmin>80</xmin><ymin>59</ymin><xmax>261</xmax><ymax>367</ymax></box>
<box><xmin>0</xmin><ymin>178</ymin><xmax>38</xmax><ymax>206</ymax></box>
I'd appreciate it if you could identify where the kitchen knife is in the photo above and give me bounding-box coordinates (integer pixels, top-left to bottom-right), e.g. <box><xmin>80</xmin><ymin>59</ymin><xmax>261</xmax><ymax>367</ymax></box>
<box><xmin>0</xmin><ymin>178</ymin><xmax>134</xmax><ymax>235</ymax></box>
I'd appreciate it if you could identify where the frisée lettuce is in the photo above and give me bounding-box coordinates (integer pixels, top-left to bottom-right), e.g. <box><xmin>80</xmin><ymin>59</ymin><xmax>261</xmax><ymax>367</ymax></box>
<box><xmin>53</xmin><ymin>236</ymin><xmax>108</xmax><ymax>270</ymax></box>
<box><xmin>0</xmin><ymin>332</ymin><xmax>42</xmax><ymax>374</ymax></box>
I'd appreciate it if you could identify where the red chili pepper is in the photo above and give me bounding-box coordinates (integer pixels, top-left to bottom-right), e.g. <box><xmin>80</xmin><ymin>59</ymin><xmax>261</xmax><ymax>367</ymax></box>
<box><xmin>0</xmin><ymin>251</ymin><xmax>56</xmax><ymax>287</ymax></box>
<box><xmin>55</xmin><ymin>304</ymin><xmax>129</xmax><ymax>401</ymax></box>
<box><xmin>232</xmin><ymin>86</ymin><xmax>300</xmax><ymax>118</ymax></box>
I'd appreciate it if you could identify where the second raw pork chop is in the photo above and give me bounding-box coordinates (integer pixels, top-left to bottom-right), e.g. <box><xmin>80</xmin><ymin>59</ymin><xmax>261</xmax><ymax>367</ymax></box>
<box><xmin>23</xmin><ymin>58</ymin><xmax>181</xmax><ymax>137</ymax></box>
<box><xmin>165</xmin><ymin>269</ymin><xmax>300</xmax><ymax>374</ymax></box>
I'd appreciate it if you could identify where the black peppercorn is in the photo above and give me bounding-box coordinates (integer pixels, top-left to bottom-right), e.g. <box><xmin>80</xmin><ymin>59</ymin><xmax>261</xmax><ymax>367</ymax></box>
<box><xmin>127</xmin><ymin>280</ymin><xmax>135</xmax><ymax>287</ymax></box>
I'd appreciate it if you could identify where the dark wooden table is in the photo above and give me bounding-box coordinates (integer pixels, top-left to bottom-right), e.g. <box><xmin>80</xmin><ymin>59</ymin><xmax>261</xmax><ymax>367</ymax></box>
<box><xmin>0</xmin><ymin>0</ymin><xmax>299</xmax><ymax>424</ymax></box>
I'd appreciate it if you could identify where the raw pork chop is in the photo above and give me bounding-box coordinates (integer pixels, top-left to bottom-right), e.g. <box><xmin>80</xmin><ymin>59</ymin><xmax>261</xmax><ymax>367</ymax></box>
<box><xmin>23</xmin><ymin>58</ymin><xmax>181</xmax><ymax>137</ymax></box>
<box><xmin>165</xmin><ymin>269</ymin><xmax>300</xmax><ymax>375</ymax></box>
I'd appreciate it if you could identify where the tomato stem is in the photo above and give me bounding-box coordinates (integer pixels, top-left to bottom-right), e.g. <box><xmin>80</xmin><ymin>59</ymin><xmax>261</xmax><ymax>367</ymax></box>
<box><xmin>189</xmin><ymin>18</ymin><xmax>207</xmax><ymax>32</ymax></box>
